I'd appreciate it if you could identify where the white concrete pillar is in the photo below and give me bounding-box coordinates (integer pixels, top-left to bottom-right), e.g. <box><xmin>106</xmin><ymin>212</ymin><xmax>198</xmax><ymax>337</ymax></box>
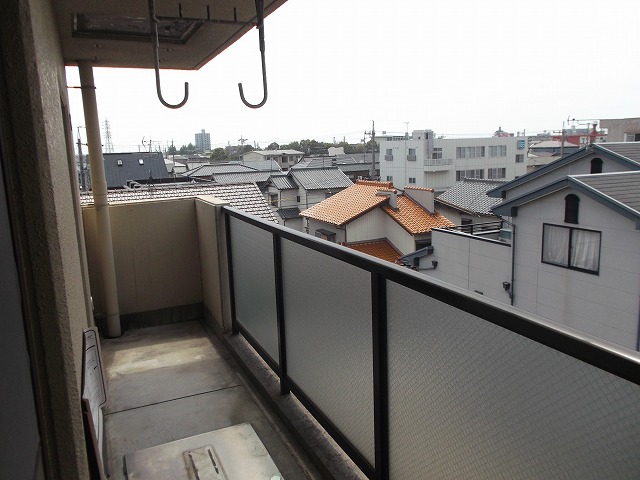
<box><xmin>78</xmin><ymin>61</ymin><xmax>121</xmax><ymax>337</ymax></box>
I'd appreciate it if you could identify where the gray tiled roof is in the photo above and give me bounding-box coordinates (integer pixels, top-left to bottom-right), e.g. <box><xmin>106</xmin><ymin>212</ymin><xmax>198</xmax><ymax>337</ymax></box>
<box><xmin>437</xmin><ymin>179</ymin><xmax>506</xmax><ymax>215</ymax></box>
<box><xmin>79</xmin><ymin>183</ymin><xmax>277</xmax><ymax>221</ymax></box>
<box><xmin>277</xmin><ymin>207</ymin><xmax>300</xmax><ymax>219</ymax></box>
<box><xmin>597</xmin><ymin>142</ymin><xmax>640</xmax><ymax>164</ymax></box>
<box><xmin>183</xmin><ymin>163</ymin><xmax>256</xmax><ymax>177</ymax></box>
<box><xmin>270</xmin><ymin>175</ymin><xmax>298</xmax><ymax>190</ymax></box>
<box><xmin>574</xmin><ymin>171</ymin><xmax>640</xmax><ymax>213</ymax></box>
<box><xmin>241</xmin><ymin>159</ymin><xmax>282</xmax><ymax>172</ymax></box>
<box><xmin>211</xmin><ymin>171</ymin><xmax>273</xmax><ymax>185</ymax></box>
<box><xmin>102</xmin><ymin>152</ymin><xmax>169</xmax><ymax>189</ymax></box>
<box><xmin>289</xmin><ymin>168</ymin><xmax>353</xmax><ymax>190</ymax></box>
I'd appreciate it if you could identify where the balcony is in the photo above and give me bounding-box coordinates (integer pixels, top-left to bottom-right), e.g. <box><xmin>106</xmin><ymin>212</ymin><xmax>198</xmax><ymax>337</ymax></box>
<box><xmin>82</xmin><ymin>196</ymin><xmax>640</xmax><ymax>479</ymax></box>
<box><xmin>424</xmin><ymin>158</ymin><xmax>454</xmax><ymax>171</ymax></box>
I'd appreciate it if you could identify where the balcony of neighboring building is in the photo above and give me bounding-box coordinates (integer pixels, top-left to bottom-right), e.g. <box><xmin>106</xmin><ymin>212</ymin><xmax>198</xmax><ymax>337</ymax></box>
<box><xmin>81</xmin><ymin>195</ymin><xmax>640</xmax><ymax>480</ymax></box>
<box><xmin>423</xmin><ymin>158</ymin><xmax>454</xmax><ymax>171</ymax></box>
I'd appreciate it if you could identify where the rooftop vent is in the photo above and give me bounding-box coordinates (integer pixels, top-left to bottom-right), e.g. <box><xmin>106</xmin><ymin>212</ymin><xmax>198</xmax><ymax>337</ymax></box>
<box><xmin>117</xmin><ymin>159</ymin><xmax>123</xmax><ymax>166</ymax></box>
<box><xmin>138</xmin><ymin>159</ymin><xmax>144</xmax><ymax>165</ymax></box>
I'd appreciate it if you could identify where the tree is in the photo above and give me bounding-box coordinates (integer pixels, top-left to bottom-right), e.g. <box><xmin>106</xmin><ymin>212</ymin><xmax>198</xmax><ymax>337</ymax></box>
<box><xmin>210</xmin><ymin>147</ymin><xmax>227</xmax><ymax>161</ymax></box>
<box><xmin>266</xmin><ymin>142</ymin><xmax>279</xmax><ymax>150</ymax></box>
<box><xmin>167</xmin><ymin>144</ymin><xmax>177</xmax><ymax>154</ymax></box>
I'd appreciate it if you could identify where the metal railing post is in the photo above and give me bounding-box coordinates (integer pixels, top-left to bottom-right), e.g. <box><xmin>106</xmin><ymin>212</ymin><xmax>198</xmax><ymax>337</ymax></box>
<box><xmin>273</xmin><ymin>233</ymin><xmax>289</xmax><ymax>394</ymax></box>
<box><xmin>224</xmin><ymin>212</ymin><xmax>239</xmax><ymax>334</ymax></box>
<box><xmin>372</xmin><ymin>272</ymin><xmax>389</xmax><ymax>480</ymax></box>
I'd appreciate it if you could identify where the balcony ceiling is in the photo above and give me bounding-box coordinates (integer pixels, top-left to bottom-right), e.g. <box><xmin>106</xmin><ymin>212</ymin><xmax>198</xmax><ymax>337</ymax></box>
<box><xmin>54</xmin><ymin>0</ymin><xmax>287</xmax><ymax>70</ymax></box>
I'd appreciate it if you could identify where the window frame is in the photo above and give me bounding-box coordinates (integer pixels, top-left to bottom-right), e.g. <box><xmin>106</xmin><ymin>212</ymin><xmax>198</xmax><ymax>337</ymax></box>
<box><xmin>541</xmin><ymin>223</ymin><xmax>601</xmax><ymax>275</ymax></box>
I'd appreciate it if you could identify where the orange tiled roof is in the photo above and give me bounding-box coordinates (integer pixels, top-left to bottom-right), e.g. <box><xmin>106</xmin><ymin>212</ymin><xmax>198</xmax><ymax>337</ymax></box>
<box><xmin>346</xmin><ymin>239</ymin><xmax>402</xmax><ymax>263</ymax></box>
<box><xmin>300</xmin><ymin>180</ymin><xmax>394</xmax><ymax>226</ymax></box>
<box><xmin>382</xmin><ymin>195</ymin><xmax>455</xmax><ymax>234</ymax></box>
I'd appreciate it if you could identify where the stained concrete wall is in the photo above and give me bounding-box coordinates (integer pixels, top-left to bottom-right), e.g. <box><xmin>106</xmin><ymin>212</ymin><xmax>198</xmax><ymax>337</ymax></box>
<box><xmin>0</xmin><ymin>0</ymin><xmax>92</xmax><ymax>478</ymax></box>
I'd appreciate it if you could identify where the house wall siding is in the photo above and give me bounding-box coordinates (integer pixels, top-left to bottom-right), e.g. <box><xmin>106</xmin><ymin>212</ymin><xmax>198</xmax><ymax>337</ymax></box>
<box><xmin>307</xmin><ymin>218</ymin><xmax>345</xmax><ymax>243</ymax></box>
<box><xmin>347</xmin><ymin>209</ymin><xmax>387</xmax><ymax>244</ymax></box>
<box><xmin>513</xmin><ymin>189</ymin><xmax>640</xmax><ymax>349</ymax></box>
<box><xmin>426</xmin><ymin>230</ymin><xmax>512</xmax><ymax>303</ymax></box>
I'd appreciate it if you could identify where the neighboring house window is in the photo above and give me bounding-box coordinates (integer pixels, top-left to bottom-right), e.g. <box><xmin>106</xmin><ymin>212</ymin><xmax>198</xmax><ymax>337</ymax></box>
<box><xmin>296</xmin><ymin>195</ymin><xmax>301</xmax><ymax>202</ymax></box>
<box><xmin>488</xmin><ymin>168</ymin><xmax>506</xmax><ymax>179</ymax></box>
<box><xmin>590</xmin><ymin>158</ymin><xmax>603</xmax><ymax>174</ymax></box>
<box><xmin>385</xmin><ymin>148</ymin><xmax>393</xmax><ymax>161</ymax></box>
<box><xmin>408</xmin><ymin>177</ymin><xmax>416</xmax><ymax>184</ymax></box>
<box><xmin>432</xmin><ymin>148</ymin><xmax>443</xmax><ymax>159</ymax></box>
<box><xmin>489</xmin><ymin>145</ymin><xmax>507</xmax><ymax>157</ymax></box>
<box><xmin>386</xmin><ymin>176</ymin><xmax>393</xmax><ymax>181</ymax></box>
<box><xmin>515</xmin><ymin>154</ymin><xmax>524</xmax><ymax>163</ymax></box>
<box><xmin>564</xmin><ymin>194</ymin><xmax>579</xmax><ymax>224</ymax></box>
<box><xmin>624</xmin><ymin>133</ymin><xmax>640</xmax><ymax>141</ymax></box>
<box><xmin>456</xmin><ymin>146</ymin><xmax>485</xmax><ymax>158</ymax></box>
<box><xmin>456</xmin><ymin>169</ymin><xmax>484</xmax><ymax>181</ymax></box>
<box><xmin>269</xmin><ymin>193</ymin><xmax>278</xmax><ymax>207</ymax></box>
<box><xmin>542</xmin><ymin>224</ymin><xmax>601</xmax><ymax>274</ymax></box>
<box><xmin>315</xmin><ymin>229</ymin><xmax>336</xmax><ymax>242</ymax></box>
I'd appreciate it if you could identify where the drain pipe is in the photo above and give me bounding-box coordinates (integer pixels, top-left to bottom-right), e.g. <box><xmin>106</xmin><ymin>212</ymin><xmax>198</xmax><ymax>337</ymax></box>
<box><xmin>78</xmin><ymin>61</ymin><xmax>121</xmax><ymax>337</ymax></box>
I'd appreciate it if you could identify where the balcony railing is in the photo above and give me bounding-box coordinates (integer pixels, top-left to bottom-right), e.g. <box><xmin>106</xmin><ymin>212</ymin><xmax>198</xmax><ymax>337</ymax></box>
<box><xmin>423</xmin><ymin>158</ymin><xmax>453</xmax><ymax>172</ymax></box>
<box><xmin>223</xmin><ymin>206</ymin><xmax>640</xmax><ymax>480</ymax></box>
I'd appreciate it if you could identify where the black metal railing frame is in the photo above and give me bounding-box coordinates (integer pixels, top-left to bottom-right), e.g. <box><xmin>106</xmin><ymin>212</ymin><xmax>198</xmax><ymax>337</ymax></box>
<box><xmin>223</xmin><ymin>206</ymin><xmax>640</xmax><ymax>480</ymax></box>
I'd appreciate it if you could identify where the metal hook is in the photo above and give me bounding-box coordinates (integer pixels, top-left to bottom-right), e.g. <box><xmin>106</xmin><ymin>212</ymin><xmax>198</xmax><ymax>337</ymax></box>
<box><xmin>238</xmin><ymin>0</ymin><xmax>268</xmax><ymax>109</ymax></box>
<box><xmin>148</xmin><ymin>0</ymin><xmax>189</xmax><ymax>109</ymax></box>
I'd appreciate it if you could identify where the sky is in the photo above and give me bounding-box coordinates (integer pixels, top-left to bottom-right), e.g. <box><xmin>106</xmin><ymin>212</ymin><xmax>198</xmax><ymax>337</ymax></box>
<box><xmin>65</xmin><ymin>0</ymin><xmax>640</xmax><ymax>152</ymax></box>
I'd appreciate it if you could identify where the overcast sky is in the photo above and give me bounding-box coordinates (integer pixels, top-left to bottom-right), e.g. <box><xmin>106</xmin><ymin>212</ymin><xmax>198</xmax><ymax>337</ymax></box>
<box><xmin>65</xmin><ymin>0</ymin><xmax>639</xmax><ymax>152</ymax></box>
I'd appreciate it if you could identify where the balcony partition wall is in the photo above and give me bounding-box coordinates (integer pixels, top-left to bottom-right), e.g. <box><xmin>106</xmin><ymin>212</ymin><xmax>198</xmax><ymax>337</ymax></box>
<box><xmin>224</xmin><ymin>206</ymin><xmax>640</xmax><ymax>480</ymax></box>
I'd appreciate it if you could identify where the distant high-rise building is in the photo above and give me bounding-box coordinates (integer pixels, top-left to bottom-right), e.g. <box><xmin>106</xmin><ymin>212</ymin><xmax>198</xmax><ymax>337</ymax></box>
<box><xmin>195</xmin><ymin>129</ymin><xmax>211</xmax><ymax>151</ymax></box>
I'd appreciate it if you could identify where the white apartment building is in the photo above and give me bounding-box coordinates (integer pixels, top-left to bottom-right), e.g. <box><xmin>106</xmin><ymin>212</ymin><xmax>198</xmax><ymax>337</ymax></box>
<box><xmin>378</xmin><ymin>129</ymin><xmax>529</xmax><ymax>192</ymax></box>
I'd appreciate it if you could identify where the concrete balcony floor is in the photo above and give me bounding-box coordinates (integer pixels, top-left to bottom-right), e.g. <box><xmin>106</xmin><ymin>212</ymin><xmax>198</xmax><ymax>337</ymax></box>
<box><xmin>101</xmin><ymin>321</ymin><xmax>325</xmax><ymax>479</ymax></box>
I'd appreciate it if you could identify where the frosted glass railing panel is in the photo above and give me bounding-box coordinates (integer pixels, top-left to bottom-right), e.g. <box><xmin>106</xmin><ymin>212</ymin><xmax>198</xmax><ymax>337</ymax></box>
<box><xmin>229</xmin><ymin>217</ymin><xmax>278</xmax><ymax>364</ymax></box>
<box><xmin>387</xmin><ymin>280</ymin><xmax>640</xmax><ymax>480</ymax></box>
<box><xmin>281</xmin><ymin>239</ymin><xmax>374</xmax><ymax>465</ymax></box>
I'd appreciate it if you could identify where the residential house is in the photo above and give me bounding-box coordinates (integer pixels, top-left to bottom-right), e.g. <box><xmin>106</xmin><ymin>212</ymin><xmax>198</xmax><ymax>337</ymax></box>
<box><xmin>3</xmin><ymin>1</ymin><xmax>640</xmax><ymax>479</ymax></box>
<box><xmin>265</xmin><ymin>167</ymin><xmax>353</xmax><ymax>230</ymax></box>
<box><xmin>600</xmin><ymin>117</ymin><xmax>640</xmax><ymax>142</ymax></box>
<box><xmin>378</xmin><ymin>129</ymin><xmax>529</xmax><ymax>191</ymax></box>
<box><xmin>527</xmin><ymin>140</ymin><xmax>580</xmax><ymax>171</ymax></box>
<box><xmin>300</xmin><ymin>180</ymin><xmax>454</xmax><ymax>260</ymax></box>
<box><xmin>420</xmin><ymin>143</ymin><xmax>640</xmax><ymax>349</ymax></box>
<box><xmin>102</xmin><ymin>152</ymin><xmax>169</xmax><ymax>189</ymax></box>
<box><xmin>435</xmin><ymin>178</ymin><xmax>506</xmax><ymax>226</ymax></box>
<box><xmin>487</xmin><ymin>142</ymin><xmax>640</xmax><ymax>202</ymax></box>
<box><xmin>293</xmin><ymin>154</ymin><xmax>380</xmax><ymax>181</ymax></box>
<box><xmin>492</xmin><ymin>171</ymin><xmax>640</xmax><ymax>350</ymax></box>
<box><xmin>242</xmin><ymin>149</ymin><xmax>304</xmax><ymax>171</ymax></box>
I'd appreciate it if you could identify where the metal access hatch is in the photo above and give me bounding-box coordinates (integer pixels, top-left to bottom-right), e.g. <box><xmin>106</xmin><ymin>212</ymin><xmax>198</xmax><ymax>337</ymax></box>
<box><xmin>123</xmin><ymin>423</ymin><xmax>283</xmax><ymax>479</ymax></box>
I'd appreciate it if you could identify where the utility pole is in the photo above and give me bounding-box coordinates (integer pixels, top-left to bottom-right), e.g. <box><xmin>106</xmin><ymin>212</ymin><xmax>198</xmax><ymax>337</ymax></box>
<box><xmin>77</xmin><ymin>126</ymin><xmax>86</xmax><ymax>191</ymax></box>
<box><xmin>238</xmin><ymin>135</ymin><xmax>247</xmax><ymax>162</ymax></box>
<box><xmin>365</xmin><ymin>120</ymin><xmax>376</xmax><ymax>179</ymax></box>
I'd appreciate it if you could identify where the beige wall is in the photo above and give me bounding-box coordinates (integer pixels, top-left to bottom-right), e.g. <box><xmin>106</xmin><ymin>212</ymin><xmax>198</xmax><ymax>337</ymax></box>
<box><xmin>0</xmin><ymin>0</ymin><xmax>92</xmax><ymax>478</ymax></box>
<box><xmin>83</xmin><ymin>198</ymin><xmax>204</xmax><ymax>316</ymax></box>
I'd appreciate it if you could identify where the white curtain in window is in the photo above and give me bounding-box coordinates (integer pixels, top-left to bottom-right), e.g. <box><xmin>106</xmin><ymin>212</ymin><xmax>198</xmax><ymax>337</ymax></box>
<box><xmin>570</xmin><ymin>229</ymin><xmax>600</xmax><ymax>271</ymax></box>
<box><xmin>543</xmin><ymin>225</ymin><xmax>569</xmax><ymax>266</ymax></box>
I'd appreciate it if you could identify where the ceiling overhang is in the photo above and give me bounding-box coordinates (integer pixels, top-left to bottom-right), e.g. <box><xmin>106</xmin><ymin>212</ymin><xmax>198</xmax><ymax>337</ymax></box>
<box><xmin>55</xmin><ymin>0</ymin><xmax>287</xmax><ymax>70</ymax></box>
